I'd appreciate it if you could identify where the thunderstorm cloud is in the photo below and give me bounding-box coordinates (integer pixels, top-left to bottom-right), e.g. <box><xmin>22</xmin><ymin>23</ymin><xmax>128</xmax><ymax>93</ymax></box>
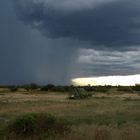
<box><xmin>0</xmin><ymin>0</ymin><xmax>140</xmax><ymax>84</ymax></box>
<box><xmin>15</xmin><ymin>0</ymin><xmax>140</xmax><ymax>48</ymax></box>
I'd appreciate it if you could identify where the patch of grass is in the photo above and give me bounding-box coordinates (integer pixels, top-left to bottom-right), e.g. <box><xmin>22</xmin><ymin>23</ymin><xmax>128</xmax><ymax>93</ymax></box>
<box><xmin>59</xmin><ymin>125</ymin><xmax>140</xmax><ymax>140</ymax></box>
<box><xmin>92</xmin><ymin>96</ymin><xmax>112</xmax><ymax>99</ymax></box>
<box><xmin>0</xmin><ymin>91</ymin><xmax>140</xmax><ymax>139</ymax></box>
<box><xmin>117</xmin><ymin>86</ymin><xmax>133</xmax><ymax>92</ymax></box>
<box><xmin>94</xmin><ymin>126</ymin><xmax>112</xmax><ymax>140</ymax></box>
<box><xmin>4</xmin><ymin>113</ymin><xmax>70</xmax><ymax>139</ymax></box>
<box><xmin>123</xmin><ymin>97</ymin><xmax>140</xmax><ymax>102</ymax></box>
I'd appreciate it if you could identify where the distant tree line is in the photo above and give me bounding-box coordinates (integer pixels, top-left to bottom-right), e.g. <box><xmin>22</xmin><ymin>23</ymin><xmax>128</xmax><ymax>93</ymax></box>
<box><xmin>1</xmin><ymin>83</ymin><xmax>140</xmax><ymax>93</ymax></box>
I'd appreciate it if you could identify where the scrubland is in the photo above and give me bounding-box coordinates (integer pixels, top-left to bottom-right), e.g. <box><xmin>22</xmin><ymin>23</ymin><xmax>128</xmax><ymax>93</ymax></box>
<box><xmin>0</xmin><ymin>87</ymin><xmax>140</xmax><ymax>140</ymax></box>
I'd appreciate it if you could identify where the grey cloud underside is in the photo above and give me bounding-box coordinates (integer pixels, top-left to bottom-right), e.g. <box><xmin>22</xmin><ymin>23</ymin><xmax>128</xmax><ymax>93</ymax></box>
<box><xmin>1</xmin><ymin>0</ymin><xmax>140</xmax><ymax>85</ymax></box>
<box><xmin>0</xmin><ymin>0</ymin><xmax>31</xmax><ymax>84</ymax></box>
<box><xmin>75</xmin><ymin>48</ymin><xmax>140</xmax><ymax>77</ymax></box>
<box><xmin>0</xmin><ymin>0</ymin><xmax>77</xmax><ymax>85</ymax></box>
<box><xmin>15</xmin><ymin>0</ymin><xmax>140</xmax><ymax>48</ymax></box>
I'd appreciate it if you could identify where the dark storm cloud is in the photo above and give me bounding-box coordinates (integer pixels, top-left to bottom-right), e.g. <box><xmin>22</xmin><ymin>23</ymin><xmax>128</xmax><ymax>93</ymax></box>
<box><xmin>75</xmin><ymin>48</ymin><xmax>140</xmax><ymax>77</ymax></box>
<box><xmin>0</xmin><ymin>0</ymin><xmax>78</xmax><ymax>85</ymax></box>
<box><xmin>1</xmin><ymin>0</ymin><xmax>140</xmax><ymax>85</ymax></box>
<box><xmin>14</xmin><ymin>0</ymin><xmax>140</xmax><ymax>48</ymax></box>
<box><xmin>21</xmin><ymin>30</ymin><xmax>78</xmax><ymax>85</ymax></box>
<box><xmin>0</xmin><ymin>0</ymin><xmax>32</xmax><ymax>84</ymax></box>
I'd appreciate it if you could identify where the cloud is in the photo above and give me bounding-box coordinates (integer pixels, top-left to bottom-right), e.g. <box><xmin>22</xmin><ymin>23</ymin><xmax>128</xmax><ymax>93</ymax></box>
<box><xmin>12</xmin><ymin>0</ymin><xmax>140</xmax><ymax>83</ymax></box>
<box><xmin>74</xmin><ymin>48</ymin><xmax>140</xmax><ymax>77</ymax></box>
<box><xmin>16</xmin><ymin>0</ymin><xmax>117</xmax><ymax>12</ymax></box>
<box><xmin>1</xmin><ymin>0</ymin><xmax>140</xmax><ymax>85</ymax></box>
<box><xmin>20</xmin><ymin>29</ymin><xmax>78</xmax><ymax>84</ymax></box>
<box><xmin>0</xmin><ymin>0</ymin><xmax>33</xmax><ymax>84</ymax></box>
<box><xmin>14</xmin><ymin>0</ymin><xmax>140</xmax><ymax>48</ymax></box>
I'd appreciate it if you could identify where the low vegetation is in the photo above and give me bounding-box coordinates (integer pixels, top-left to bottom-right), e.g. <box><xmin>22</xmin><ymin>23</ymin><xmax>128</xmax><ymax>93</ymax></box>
<box><xmin>131</xmin><ymin>84</ymin><xmax>140</xmax><ymax>92</ymax></box>
<box><xmin>1</xmin><ymin>113</ymin><xmax>70</xmax><ymax>140</ymax></box>
<box><xmin>69</xmin><ymin>87</ymin><xmax>93</xmax><ymax>99</ymax></box>
<box><xmin>0</xmin><ymin>84</ymin><xmax>140</xmax><ymax>139</ymax></box>
<box><xmin>1</xmin><ymin>83</ymin><xmax>140</xmax><ymax>94</ymax></box>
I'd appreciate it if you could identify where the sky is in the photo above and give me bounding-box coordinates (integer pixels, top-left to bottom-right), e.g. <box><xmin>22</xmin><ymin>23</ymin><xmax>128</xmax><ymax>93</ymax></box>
<box><xmin>73</xmin><ymin>74</ymin><xmax>140</xmax><ymax>86</ymax></box>
<box><xmin>0</xmin><ymin>0</ymin><xmax>140</xmax><ymax>85</ymax></box>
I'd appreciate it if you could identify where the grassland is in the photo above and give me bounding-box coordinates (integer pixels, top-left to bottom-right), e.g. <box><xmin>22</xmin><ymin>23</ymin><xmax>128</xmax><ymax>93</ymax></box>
<box><xmin>0</xmin><ymin>88</ymin><xmax>140</xmax><ymax>140</ymax></box>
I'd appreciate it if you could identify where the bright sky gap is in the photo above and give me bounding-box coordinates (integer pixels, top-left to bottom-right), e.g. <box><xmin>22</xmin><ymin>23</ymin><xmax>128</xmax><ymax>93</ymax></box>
<box><xmin>72</xmin><ymin>74</ymin><xmax>140</xmax><ymax>86</ymax></box>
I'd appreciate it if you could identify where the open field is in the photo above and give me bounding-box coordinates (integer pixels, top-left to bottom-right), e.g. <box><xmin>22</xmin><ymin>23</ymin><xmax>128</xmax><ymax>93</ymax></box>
<box><xmin>0</xmin><ymin>89</ymin><xmax>140</xmax><ymax>140</ymax></box>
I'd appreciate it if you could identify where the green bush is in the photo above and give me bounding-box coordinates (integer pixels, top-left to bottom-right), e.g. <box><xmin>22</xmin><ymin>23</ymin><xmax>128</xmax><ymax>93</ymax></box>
<box><xmin>93</xmin><ymin>86</ymin><xmax>111</xmax><ymax>93</ymax></box>
<box><xmin>10</xmin><ymin>114</ymin><xmax>37</xmax><ymax>136</ymax></box>
<box><xmin>8</xmin><ymin>113</ymin><xmax>70</xmax><ymax>138</ymax></box>
<box><xmin>69</xmin><ymin>87</ymin><xmax>91</xmax><ymax>99</ymax></box>
<box><xmin>131</xmin><ymin>84</ymin><xmax>140</xmax><ymax>91</ymax></box>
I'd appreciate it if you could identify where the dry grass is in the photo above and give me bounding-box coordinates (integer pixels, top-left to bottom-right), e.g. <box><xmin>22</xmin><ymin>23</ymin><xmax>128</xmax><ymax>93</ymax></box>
<box><xmin>58</xmin><ymin>125</ymin><xmax>140</xmax><ymax>140</ymax></box>
<box><xmin>0</xmin><ymin>90</ymin><xmax>140</xmax><ymax>140</ymax></box>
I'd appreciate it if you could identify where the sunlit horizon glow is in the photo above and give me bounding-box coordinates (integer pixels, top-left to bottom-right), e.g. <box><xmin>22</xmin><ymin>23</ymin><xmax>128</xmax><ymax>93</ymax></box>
<box><xmin>72</xmin><ymin>74</ymin><xmax>140</xmax><ymax>86</ymax></box>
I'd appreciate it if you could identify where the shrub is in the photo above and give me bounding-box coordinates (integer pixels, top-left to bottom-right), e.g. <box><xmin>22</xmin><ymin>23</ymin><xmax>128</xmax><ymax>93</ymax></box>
<box><xmin>22</xmin><ymin>83</ymin><xmax>39</xmax><ymax>91</ymax></box>
<box><xmin>9</xmin><ymin>86</ymin><xmax>18</xmax><ymax>92</ymax></box>
<box><xmin>69</xmin><ymin>87</ymin><xmax>91</xmax><ymax>99</ymax></box>
<box><xmin>29</xmin><ymin>83</ymin><xmax>39</xmax><ymax>90</ymax></box>
<box><xmin>10</xmin><ymin>114</ymin><xmax>37</xmax><ymax>137</ymax></box>
<box><xmin>131</xmin><ymin>84</ymin><xmax>140</xmax><ymax>91</ymax></box>
<box><xmin>117</xmin><ymin>86</ymin><xmax>133</xmax><ymax>92</ymax></box>
<box><xmin>51</xmin><ymin>86</ymin><xmax>66</xmax><ymax>92</ymax></box>
<box><xmin>40</xmin><ymin>84</ymin><xmax>55</xmax><ymax>91</ymax></box>
<box><xmin>8</xmin><ymin>113</ymin><xmax>70</xmax><ymax>138</ymax></box>
<box><xmin>84</xmin><ymin>85</ymin><xmax>95</xmax><ymax>92</ymax></box>
<box><xmin>91</xmin><ymin>86</ymin><xmax>111</xmax><ymax>93</ymax></box>
<box><xmin>82</xmin><ymin>85</ymin><xmax>113</xmax><ymax>93</ymax></box>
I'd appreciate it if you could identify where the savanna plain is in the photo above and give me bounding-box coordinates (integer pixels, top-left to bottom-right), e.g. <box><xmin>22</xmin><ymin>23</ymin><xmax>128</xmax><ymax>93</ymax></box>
<box><xmin>0</xmin><ymin>86</ymin><xmax>140</xmax><ymax>140</ymax></box>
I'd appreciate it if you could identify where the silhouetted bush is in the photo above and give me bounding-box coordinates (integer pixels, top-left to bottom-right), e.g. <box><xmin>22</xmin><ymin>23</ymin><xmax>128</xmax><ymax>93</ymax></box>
<box><xmin>9</xmin><ymin>86</ymin><xmax>18</xmax><ymax>92</ymax></box>
<box><xmin>81</xmin><ymin>85</ymin><xmax>112</xmax><ymax>93</ymax></box>
<box><xmin>117</xmin><ymin>86</ymin><xmax>133</xmax><ymax>92</ymax></box>
<box><xmin>92</xmin><ymin>86</ymin><xmax>111</xmax><ymax>93</ymax></box>
<box><xmin>69</xmin><ymin>87</ymin><xmax>92</xmax><ymax>99</ymax></box>
<box><xmin>51</xmin><ymin>86</ymin><xmax>65</xmax><ymax>92</ymax></box>
<box><xmin>84</xmin><ymin>85</ymin><xmax>95</xmax><ymax>92</ymax></box>
<box><xmin>22</xmin><ymin>83</ymin><xmax>39</xmax><ymax>91</ymax></box>
<box><xmin>40</xmin><ymin>85</ymin><xmax>70</xmax><ymax>93</ymax></box>
<box><xmin>29</xmin><ymin>83</ymin><xmax>39</xmax><ymax>90</ymax></box>
<box><xmin>131</xmin><ymin>84</ymin><xmax>140</xmax><ymax>91</ymax></box>
<box><xmin>10</xmin><ymin>114</ymin><xmax>37</xmax><ymax>136</ymax></box>
<box><xmin>40</xmin><ymin>84</ymin><xmax>55</xmax><ymax>91</ymax></box>
<box><xmin>8</xmin><ymin>113</ymin><xmax>70</xmax><ymax>138</ymax></box>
